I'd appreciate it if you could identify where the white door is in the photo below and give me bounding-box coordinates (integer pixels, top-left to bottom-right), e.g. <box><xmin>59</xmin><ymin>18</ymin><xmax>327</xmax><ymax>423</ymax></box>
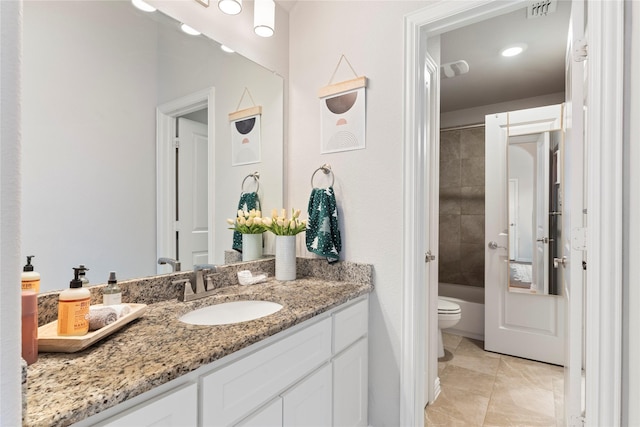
<box><xmin>563</xmin><ymin>0</ymin><xmax>586</xmax><ymax>424</ymax></box>
<box><xmin>484</xmin><ymin>104</ymin><xmax>565</xmax><ymax>366</ymax></box>
<box><xmin>534</xmin><ymin>133</ymin><xmax>551</xmax><ymax>294</ymax></box>
<box><xmin>177</xmin><ymin>117</ymin><xmax>209</xmax><ymax>269</ymax></box>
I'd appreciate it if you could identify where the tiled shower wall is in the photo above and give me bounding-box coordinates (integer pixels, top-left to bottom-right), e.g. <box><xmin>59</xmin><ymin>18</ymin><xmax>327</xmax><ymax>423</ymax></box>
<box><xmin>439</xmin><ymin>127</ymin><xmax>485</xmax><ymax>287</ymax></box>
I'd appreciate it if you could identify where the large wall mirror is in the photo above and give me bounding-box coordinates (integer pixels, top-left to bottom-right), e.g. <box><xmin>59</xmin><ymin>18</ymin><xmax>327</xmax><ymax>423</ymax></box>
<box><xmin>22</xmin><ymin>1</ymin><xmax>283</xmax><ymax>293</ymax></box>
<box><xmin>507</xmin><ymin>130</ymin><xmax>562</xmax><ymax>295</ymax></box>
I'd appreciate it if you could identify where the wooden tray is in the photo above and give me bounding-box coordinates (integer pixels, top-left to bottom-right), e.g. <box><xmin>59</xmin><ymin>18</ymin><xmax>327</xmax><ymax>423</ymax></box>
<box><xmin>38</xmin><ymin>303</ymin><xmax>147</xmax><ymax>353</ymax></box>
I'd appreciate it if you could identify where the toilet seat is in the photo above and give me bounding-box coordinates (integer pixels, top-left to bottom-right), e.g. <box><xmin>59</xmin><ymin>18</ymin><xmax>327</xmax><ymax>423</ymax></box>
<box><xmin>438</xmin><ymin>298</ymin><xmax>461</xmax><ymax>315</ymax></box>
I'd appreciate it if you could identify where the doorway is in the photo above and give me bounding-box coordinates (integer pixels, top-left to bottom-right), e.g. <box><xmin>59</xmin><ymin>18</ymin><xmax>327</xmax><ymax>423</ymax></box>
<box><xmin>157</xmin><ymin>88</ymin><xmax>216</xmax><ymax>274</ymax></box>
<box><xmin>402</xmin><ymin>1</ymin><xmax>625</xmax><ymax>426</ymax></box>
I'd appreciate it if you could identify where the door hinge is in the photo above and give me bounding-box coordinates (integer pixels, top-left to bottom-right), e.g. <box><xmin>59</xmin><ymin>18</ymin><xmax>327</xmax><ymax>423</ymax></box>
<box><xmin>582</xmin><ymin>261</ymin><xmax>587</xmax><ymax>270</ymax></box>
<box><xmin>573</xmin><ymin>38</ymin><xmax>588</xmax><ymax>62</ymax></box>
<box><xmin>425</xmin><ymin>251</ymin><xmax>436</xmax><ymax>263</ymax></box>
<box><xmin>173</xmin><ymin>221</ymin><xmax>180</xmax><ymax>232</ymax></box>
<box><xmin>174</xmin><ymin>138</ymin><xmax>180</xmax><ymax>149</ymax></box>
<box><xmin>571</xmin><ymin>227</ymin><xmax>587</xmax><ymax>251</ymax></box>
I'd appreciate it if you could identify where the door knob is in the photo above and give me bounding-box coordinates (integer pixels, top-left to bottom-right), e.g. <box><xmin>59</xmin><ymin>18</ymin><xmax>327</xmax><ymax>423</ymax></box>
<box><xmin>488</xmin><ymin>241</ymin><xmax>506</xmax><ymax>250</ymax></box>
<box><xmin>425</xmin><ymin>251</ymin><xmax>436</xmax><ymax>263</ymax></box>
<box><xmin>553</xmin><ymin>256</ymin><xmax>567</xmax><ymax>268</ymax></box>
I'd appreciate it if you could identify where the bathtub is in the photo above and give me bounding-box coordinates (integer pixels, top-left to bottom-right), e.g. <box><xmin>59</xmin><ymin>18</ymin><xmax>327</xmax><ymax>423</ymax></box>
<box><xmin>438</xmin><ymin>282</ymin><xmax>485</xmax><ymax>341</ymax></box>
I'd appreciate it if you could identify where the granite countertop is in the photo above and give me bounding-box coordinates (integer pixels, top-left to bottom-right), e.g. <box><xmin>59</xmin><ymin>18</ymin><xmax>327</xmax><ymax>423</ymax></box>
<box><xmin>25</xmin><ymin>265</ymin><xmax>373</xmax><ymax>427</ymax></box>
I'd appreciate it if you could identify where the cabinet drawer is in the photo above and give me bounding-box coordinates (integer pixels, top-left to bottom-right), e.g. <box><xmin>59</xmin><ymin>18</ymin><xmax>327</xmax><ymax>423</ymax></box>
<box><xmin>333</xmin><ymin>298</ymin><xmax>368</xmax><ymax>354</ymax></box>
<box><xmin>99</xmin><ymin>382</ymin><xmax>197</xmax><ymax>427</ymax></box>
<box><xmin>201</xmin><ymin>317</ymin><xmax>332</xmax><ymax>426</ymax></box>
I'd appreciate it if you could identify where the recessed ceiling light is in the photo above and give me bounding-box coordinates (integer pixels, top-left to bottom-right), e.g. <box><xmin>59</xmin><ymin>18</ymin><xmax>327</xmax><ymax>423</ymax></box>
<box><xmin>180</xmin><ymin>24</ymin><xmax>201</xmax><ymax>36</ymax></box>
<box><xmin>131</xmin><ymin>0</ymin><xmax>156</xmax><ymax>12</ymax></box>
<box><xmin>218</xmin><ymin>0</ymin><xmax>242</xmax><ymax>15</ymax></box>
<box><xmin>220</xmin><ymin>45</ymin><xmax>235</xmax><ymax>53</ymax></box>
<box><xmin>501</xmin><ymin>44</ymin><xmax>527</xmax><ymax>57</ymax></box>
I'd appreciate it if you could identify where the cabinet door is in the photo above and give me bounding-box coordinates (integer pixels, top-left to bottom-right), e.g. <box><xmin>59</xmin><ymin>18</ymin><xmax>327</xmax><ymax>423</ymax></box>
<box><xmin>101</xmin><ymin>383</ymin><xmax>197</xmax><ymax>427</ymax></box>
<box><xmin>333</xmin><ymin>338</ymin><xmax>368</xmax><ymax>427</ymax></box>
<box><xmin>235</xmin><ymin>397</ymin><xmax>283</xmax><ymax>427</ymax></box>
<box><xmin>202</xmin><ymin>317</ymin><xmax>331</xmax><ymax>426</ymax></box>
<box><xmin>333</xmin><ymin>298</ymin><xmax>368</xmax><ymax>354</ymax></box>
<box><xmin>282</xmin><ymin>364</ymin><xmax>332</xmax><ymax>427</ymax></box>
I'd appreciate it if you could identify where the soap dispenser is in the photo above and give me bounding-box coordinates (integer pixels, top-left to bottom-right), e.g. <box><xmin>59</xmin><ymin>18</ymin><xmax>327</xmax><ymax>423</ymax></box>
<box><xmin>103</xmin><ymin>271</ymin><xmax>121</xmax><ymax>305</ymax></box>
<box><xmin>57</xmin><ymin>266</ymin><xmax>91</xmax><ymax>336</ymax></box>
<box><xmin>78</xmin><ymin>264</ymin><xmax>90</xmax><ymax>287</ymax></box>
<box><xmin>21</xmin><ymin>255</ymin><xmax>40</xmax><ymax>293</ymax></box>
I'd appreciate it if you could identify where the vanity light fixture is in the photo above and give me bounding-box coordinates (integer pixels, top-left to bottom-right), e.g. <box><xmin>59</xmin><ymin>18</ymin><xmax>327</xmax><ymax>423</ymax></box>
<box><xmin>131</xmin><ymin>0</ymin><xmax>156</xmax><ymax>12</ymax></box>
<box><xmin>181</xmin><ymin>23</ymin><xmax>201</xmax><ymax>36</ymax></box>
<box><xmin>221</xmin><ymin>45</ymin><xmax>235</xmax><ymax>53</ymax></box>
<box><xmin>218</xmin><ymin>0</ymin><xmax>242</xmax><ymax>15</ymax></box>
<box><xmin>254</xmin><ymin>0</ymin><xmax>275</xmax><ymax>37</ymax></box>
<box><xmin>501</xmin><ymin>43</ymin><xmax>527</xmax><ymax>57</ymax></box>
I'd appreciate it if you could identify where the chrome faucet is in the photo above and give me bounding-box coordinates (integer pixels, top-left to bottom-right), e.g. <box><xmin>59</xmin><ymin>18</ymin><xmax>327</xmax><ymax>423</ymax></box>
<box><xmin>158</xmin><ymin>257</ymin><xmax>181</xmax><ymax>272</ymax></box>
<box><xmin>175</xmin><ymin>264</ymin><xmax>219</xmax><ymax>302</ymax></box>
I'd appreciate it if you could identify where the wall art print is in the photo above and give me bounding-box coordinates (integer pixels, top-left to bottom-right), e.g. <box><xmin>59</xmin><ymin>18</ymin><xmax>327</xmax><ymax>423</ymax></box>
<box><xmin>318</xmin><ymin>55</ymin><xmax>367</xmax><ymax>154</ymax></box>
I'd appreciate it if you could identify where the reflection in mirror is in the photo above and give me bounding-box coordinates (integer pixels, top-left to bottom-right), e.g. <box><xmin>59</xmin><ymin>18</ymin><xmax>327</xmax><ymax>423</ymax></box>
<box><xmin>22</xmin><ymin>1</ymin><xmax>283</xmax><ymax>292</ymax></box>
<box><xmin>507</xmin><ymin>130</ymin><xmax>562</xmax><ymax>295</ymax></box>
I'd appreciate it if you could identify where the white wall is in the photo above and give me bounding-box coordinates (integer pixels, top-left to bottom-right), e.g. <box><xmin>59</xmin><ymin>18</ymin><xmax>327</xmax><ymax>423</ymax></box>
<box><xmin>288</xmin><ymin>2</ymin><xmax>428</xmax><ymax>424</ymax></box>
<box><xmin>0</xmin><ymin>1</ymin><xmax>22</xmax><ymax>424</ymax></box>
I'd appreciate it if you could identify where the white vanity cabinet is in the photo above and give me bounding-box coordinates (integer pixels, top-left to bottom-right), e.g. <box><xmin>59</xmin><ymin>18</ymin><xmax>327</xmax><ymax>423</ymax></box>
<box><xmin>99</xmin><ymin>382</ymin><xmax>198</xmax><ymax>427</ymax></box>
<box><xmin>84</xmin><ymin>296</ymin><xmax>368</xmax><ymax>427</ymax></box>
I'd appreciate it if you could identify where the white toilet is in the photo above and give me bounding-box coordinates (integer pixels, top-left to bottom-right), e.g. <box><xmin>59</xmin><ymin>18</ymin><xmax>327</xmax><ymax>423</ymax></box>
<box><xmin>438</xmin><ymin>297</ymin><xmax>462</xmax><ymax>358</ymax></box>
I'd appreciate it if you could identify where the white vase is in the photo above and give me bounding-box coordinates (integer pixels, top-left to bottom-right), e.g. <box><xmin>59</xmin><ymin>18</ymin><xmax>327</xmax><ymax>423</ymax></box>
<box><xmin>242</xmin><ymin>233</ymin><xmax>263</xmax><ymax>262</ymax></box>
<box><xmin>275</xmin><ymin>235</ymin><xmax>296</xmax><ymax>281</ymax></box>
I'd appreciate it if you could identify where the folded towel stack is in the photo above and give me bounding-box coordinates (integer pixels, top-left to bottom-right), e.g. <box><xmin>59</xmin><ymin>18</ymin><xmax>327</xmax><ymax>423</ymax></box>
<box><xmin>88</xmin><ymin>304</ymin><xmax>131</xmax><ymax>331</ymax></box>
<box><xmin>233</xmin><ymin>192</ymin><xmax>261</xmax><ymax>252</ymax></box>
<box><xmin>306</xmin><ymin>187</ymin><xmax>341</xmax><ymax>263</ymax></box>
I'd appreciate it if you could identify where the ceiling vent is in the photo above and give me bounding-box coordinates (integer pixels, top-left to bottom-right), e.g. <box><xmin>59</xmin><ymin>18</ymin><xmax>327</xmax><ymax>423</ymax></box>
<box><xmin>527</xmin><ymin>0</ymin><xmax>557</xmax><ymax>18</ymax></box>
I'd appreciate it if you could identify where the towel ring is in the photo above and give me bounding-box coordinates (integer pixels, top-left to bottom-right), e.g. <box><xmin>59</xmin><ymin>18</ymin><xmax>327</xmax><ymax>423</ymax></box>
<box><xmin>311</xmin><ymin>164</ymin><xmax>335</xmax><ymax>188</ymax></box>
<box><xmin>241</xmin><ymin>172</ymin><xmax>260</xmax><ymax>194</ymax></box>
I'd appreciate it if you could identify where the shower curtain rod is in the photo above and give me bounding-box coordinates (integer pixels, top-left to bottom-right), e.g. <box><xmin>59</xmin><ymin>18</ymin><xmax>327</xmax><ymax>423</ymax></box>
<box><xmin>440</xmin><ymin>122</ymin><xmax>485</xmax><ymax>132</ymax></box>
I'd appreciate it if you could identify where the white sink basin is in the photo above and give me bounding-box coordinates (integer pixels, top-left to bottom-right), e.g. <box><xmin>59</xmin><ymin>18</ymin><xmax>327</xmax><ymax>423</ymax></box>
<box><xmin>179</xmin><ymin>300</ymin><xmax>283</xmax><ymax>326</ymax></box>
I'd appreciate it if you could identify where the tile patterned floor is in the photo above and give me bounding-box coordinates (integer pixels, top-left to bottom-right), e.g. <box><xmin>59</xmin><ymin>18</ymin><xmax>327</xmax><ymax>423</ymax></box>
<box><xmin>425</xmin><ymin>333</ymin><xmax>564</xmax><ymax>427</ymax></box>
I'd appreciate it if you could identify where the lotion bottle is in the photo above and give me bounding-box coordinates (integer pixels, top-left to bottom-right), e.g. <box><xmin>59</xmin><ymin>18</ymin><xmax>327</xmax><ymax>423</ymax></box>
<box><xmin>57</xmin><ymin>266</ymin><xmax>90</xmax><ymax>336</ymax></box>
<box><xmin>21</xmin><ymin>255</ymin><xmax>40</xmax><ymax>293</ymax></box>
<box><xmin>21</xmin><ymin>290</ymin><xmax>38</xmax><ymax>365</ymax></box>
<box><xmin>102</xmin><ymin>271</ymin><xmax>121</xmax><ymax>305</ymax></box>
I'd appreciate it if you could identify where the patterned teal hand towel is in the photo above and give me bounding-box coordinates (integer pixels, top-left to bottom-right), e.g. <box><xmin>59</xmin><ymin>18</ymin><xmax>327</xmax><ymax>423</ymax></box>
<box><xmin>306</xmin><ymin>187</ymin><xmax>341</xmax><ymax>263</ymax></box>
<box><xmin>233</xmin><ymin>192</ymin><xmax>261</xmax><ymax>252</ymax></box>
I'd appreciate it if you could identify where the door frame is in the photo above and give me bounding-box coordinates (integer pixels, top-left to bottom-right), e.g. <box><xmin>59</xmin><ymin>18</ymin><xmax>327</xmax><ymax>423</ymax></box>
<box><xmin>157</xmin><ymin>88</ymin><xmax>216</xmax><ymax>273</ymax></box>
<box><xmin>401</xmin><ymin>1</ymin><xmax>625</xmax><ymax>426</ymax></box>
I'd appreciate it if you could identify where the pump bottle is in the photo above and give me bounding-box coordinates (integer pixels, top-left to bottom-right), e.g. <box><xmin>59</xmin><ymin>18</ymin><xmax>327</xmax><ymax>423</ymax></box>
<box><xmin>57</xmin><ymin>266</ymin><xmax>91</xmax><ymax>336</ymax></box>
<box><xmin>103</xmin><ymin>271</ymin><xmax>121</xmax><ymax>305</ymax></box>
<box><xmin>21</xmin><ymin>255</ymin><xmax>40</xmax><ymax>293</ymax></box>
